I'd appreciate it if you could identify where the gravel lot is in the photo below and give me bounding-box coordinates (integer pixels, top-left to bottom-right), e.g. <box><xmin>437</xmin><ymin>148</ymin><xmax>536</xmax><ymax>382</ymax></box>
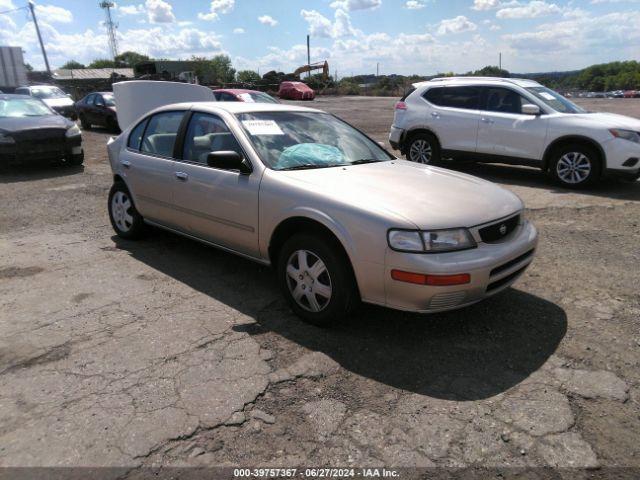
<box><xmin>1</xmin><ymin>97</ymin><xmax>639</xmax><ymax>475</ymax></box>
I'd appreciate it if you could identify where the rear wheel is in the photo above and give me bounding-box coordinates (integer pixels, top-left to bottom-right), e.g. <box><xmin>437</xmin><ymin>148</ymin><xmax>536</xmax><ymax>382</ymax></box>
<box><xmin>549</xmin><ymin>144</ymin><xmax>601</xmax><ymax>189</ymax></box>
<box><xmin>108</xmin><ymin>182</ymin><xmax>146</xmax><ymax>239</ymax></box>
<box><xmin>106</xmin><ymin>116</ymin><xmax>120</xmax><ymax>133</ymax></box>
<box><xmin>406</xmin><ymin>132</ymin><xmax>441</xmax><ymax>165</ymax></box>
<box><xmin>277</xmin><ymin>233</ymin><xmax>358</xmax><ymax>326</ymax></box>
<box><xmin>79</xmin><ymin>114</ymin><xmax>90</xmax><ymax>130</ymax></box>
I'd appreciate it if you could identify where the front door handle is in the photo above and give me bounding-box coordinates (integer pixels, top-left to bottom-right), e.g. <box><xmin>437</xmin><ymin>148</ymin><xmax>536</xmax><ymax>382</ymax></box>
<box><xmin>481</xmin><ymin>117</ymin><xmax>494</xmax><ymax>124</ymax></box>
<box><xmin>120</xmin><ymin>160</ymin><xmax>131</xmax><ymax>169</ymax></box>
<box><xmin>175</xmin><ymin>172</ymin><xmax>188</xmax><ymax>181</ymax></box>
<box><xmin>431</xmin><ymin>112</ymin><xmax>440</xmax><ymax>118</ymax></box>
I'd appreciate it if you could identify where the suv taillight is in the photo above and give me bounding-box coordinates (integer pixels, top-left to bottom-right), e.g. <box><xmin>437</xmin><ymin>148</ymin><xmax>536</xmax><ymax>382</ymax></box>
<box><xmin>395</xmin><ymin>101</ymin><xmax>407</xmax><ymax>110</ymax></box>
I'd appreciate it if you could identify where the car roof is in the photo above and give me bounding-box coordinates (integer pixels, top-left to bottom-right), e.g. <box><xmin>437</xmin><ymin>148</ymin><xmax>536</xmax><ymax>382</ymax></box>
<box><xmin>412</xmin><ymin>77</ymin><xmax>541</xmax><ymax>89</ymax></box>
<box><xmin>156</xmin><ymin>101</ymin><xmax>322</xmax><ymax>115</ymax></box>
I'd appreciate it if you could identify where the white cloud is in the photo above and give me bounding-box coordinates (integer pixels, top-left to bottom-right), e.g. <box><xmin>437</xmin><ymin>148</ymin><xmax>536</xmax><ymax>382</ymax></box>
<box><xmin>0</xmin><ymin>0</ymin><xmax>15</xmax><ymax>9</ymax></box>
<box><xmin>258</xmin><ymin>15</ymin><xmax>278</xmax><ymax>26</ymax></box>
<box><xmin>119</xmin><ymin>4</ymin><xmax>145</xmax><ymax>15</ymax></box>
<box><xmin>496</xmin><ymin>1</ymin><xmax>561</xmax><ymax>19</ymax></box>
<box><xmin>145</xmin><ymin>0</ymin><xmax>175</xmax><ymax>23</ymax></box>
<box><xmin>329</xmin><ymin>0</ymin><xmax>381</xmax><ymax>11</ymax></box>
<box><xmin>35</xmin><ymin>4</ymin><xmax>73</xmax><ymax>23</ymax></box>
<box><xmin>198</xmin><ymin>0</ymin><xmax>234</xmax><ymax>21</ymax></box>
<box><xmin>233</xmin><ymin>27</ymin><xmax>245</xmax><ymax>34</ymax></box>
<box><xmin>405</xmin><ymin>0</ymin><xmax>426</xmax><ymax>9</ymax></box>
<box><xmin>472</xmin><ymin>0</ymin><xmax>500</xmax><ymax>10</ymax></box>
<box><xmin>300</xmin><ymin>9</ymin><xmax>357</xmax><ymax>38</ymax></box>
<box><xmin>436</xmin><ymin>16</ymin><xmax>477</xmax><ymax>35</ymax></box>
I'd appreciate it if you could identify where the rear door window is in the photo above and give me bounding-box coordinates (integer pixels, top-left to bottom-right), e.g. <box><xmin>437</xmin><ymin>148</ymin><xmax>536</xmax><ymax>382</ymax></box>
<box><xmin>424</xmin><ymin>86</ymin><xmax>481</xmax><ymax>109</ymax></box>
<box><xmin>128</xmin><ymin>118</ymin><xmax>149</xmax><ymax>150</ymax></box>
<box><xmin>140</xmin><ymin>111</ymin><xmax>185</xmax><ymax>157</ymax></box>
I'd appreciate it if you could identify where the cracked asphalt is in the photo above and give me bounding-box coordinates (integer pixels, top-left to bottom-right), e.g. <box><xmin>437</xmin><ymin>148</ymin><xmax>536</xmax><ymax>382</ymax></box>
<box><xmin>0</xmin><ymin>97</ymin><xmax>639</xmax><ymax>474</ymax></box>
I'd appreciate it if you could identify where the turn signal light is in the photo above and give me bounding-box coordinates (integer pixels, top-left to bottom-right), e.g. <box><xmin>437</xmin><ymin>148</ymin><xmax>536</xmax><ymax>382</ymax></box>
<box><xmin>391</xmin><ymin>270</ymin><xmax>470</xmax><ymax>286</ymax></box>
<box><xmin>395</xmin><ymin>101</ymin><xmax>407</xmax><ymax>110</ymax></box>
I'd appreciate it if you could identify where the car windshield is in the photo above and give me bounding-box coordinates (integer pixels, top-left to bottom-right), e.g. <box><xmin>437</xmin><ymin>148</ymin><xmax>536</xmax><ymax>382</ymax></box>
<box><xmin>237</xmin><ymin>111</ymin><xmax>392</xmax><ymax>170</ymax></box>
<box><xmin>103</xmin><ymin>94</ymin><xmax>116</xmax><ymax>106</ymax></box>
<box><xmin>238</xmin><ymin>92</ymin><xmax>279</xmax><ymax>104</ymax></box>
<box><xmin>0</xmin><ymin>97</ymin><xmax>53</xmax><ymax>117</ymax></box>
<box><xmin>525</xmin><ymin>86</ymin><xmax>586</xmax><ymax>114</ymax></box>
<box><xmin>31</xmin><ymin>86</ymin><xmax>67</xmax><ymax>99</ymax></box>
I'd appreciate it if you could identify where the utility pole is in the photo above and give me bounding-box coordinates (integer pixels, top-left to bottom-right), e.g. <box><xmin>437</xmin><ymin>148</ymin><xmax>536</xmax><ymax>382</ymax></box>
<box><xmin>376</xmin><ymin>62</ymin><xmax>379</xmax><ymax>77</ymax></box>
<box><xmin>306</xmin><ymin>34</ymin><xmax>311</xmax><ymax>80</ymax></box>
<box><xmin>28</xmin><ymin>1</ymin><xmax>51</xmax><ymax>75</ymax></box>
<box><xmin>100</xmin><ymin>1</ymin><xmax>119</xmax><ymax>61</ymax></box>
<box><xmin>499</xmin><ymin>52</ymin><xmax>502</xmax><ymax>71</ymax></box>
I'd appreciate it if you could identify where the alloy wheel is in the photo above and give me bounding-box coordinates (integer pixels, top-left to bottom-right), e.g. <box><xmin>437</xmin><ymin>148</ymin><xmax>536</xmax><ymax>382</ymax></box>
<box><xmin>111</xmin><ymin>191</ymin><xmax>134</xmax><ymax>232</ymax></box>
<box><xmin>556</xmin><ymin>152</ymin><xmax>592</xmax><ymax>184</ymax></box>
<box><xmin>286</xmin><ymin>249</ymin><xmax>332</xmax><ymax>313</ymax></box>
<box><xmin>409</xmin><ymin>139</ymin><xmax>432</xmax><ymax>164</ymax></box>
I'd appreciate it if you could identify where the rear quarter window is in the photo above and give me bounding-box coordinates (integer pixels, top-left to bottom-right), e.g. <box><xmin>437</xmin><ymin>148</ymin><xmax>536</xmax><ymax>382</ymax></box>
<box><xmin>127</xmin><ymin>118</ymin><xmax>148</xmax><ymax>151</ymax></box>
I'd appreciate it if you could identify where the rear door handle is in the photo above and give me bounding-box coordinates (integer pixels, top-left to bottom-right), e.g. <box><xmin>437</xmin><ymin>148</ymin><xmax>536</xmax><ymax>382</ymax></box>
<box><xmin>120</xmin><ymin>160</ymin><xmax>131</xmax><ymax>169</ymax></box>
<box><xmin>175</xmin><ymin>172</ymin><xmax>188</xmax><ymax>181</ymax></box>
<box><xmin>431</xmin><ymin>112</ymin><xmax>440</xmax><ymax>118</ymax></box>
<box><xmin>481</xmin><ymin>117</ymin><xmax>494</xmax><ymax>124</ymax></box>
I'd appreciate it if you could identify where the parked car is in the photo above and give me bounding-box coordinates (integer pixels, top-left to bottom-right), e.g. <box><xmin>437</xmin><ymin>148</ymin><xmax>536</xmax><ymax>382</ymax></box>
<box><xmin>0</xmin><ymin>94</ymin><xmax>83</xmax><ymax>165</ymax></box>
<box><xmin>213</xmin><ymin>88</ymin><xmax>279</xmax><ymax>104</ymax></box>
<box><xmin>107</xmin><ymin>81</ymin><xmax>538</xmax><ymax>325</ymax></box>
<box><xmin>389</xmin><ymin>77</ymin><xmax>640</xmax><ymax>188</ymax></box>
<box><xmin>278</xmin><ymin>81</ymin><xmax>315</xmax><ymax>100</ymax></box>
<box><xmin>76</xmin><ymin>91</ymin><xmax>119</xmax><ymax>131</ymax></box>
<box><xmin>14</xmin><ymin>85</ymin><xmax>77</xmax><ymax>119</ymax></box>
<box><xmin>623</xmin><ymin>90</ymin><xmax>639</xmax><ymax>98</ymax></box>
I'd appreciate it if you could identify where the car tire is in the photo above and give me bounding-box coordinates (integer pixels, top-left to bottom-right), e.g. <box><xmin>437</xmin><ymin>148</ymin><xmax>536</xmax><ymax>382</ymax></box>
<box><xmin>79</xmin><ymin>114</ymin><xmax>90</xmax><ymax>130</ymax></box>
<box><xmin>405</xmin><ymin>132</ymin><xmax>441</xmax><ymax>165</ymax></box>
<box><xmin>66</xmin><ymin>152</ymin><xmax>84</xmax><ymax>166</ymax></box>
<box><xmin>277</xmin><ymin>233</ymin><xmax>359</xmax><ymax>326</ymax></box>
<box><xmin>549</xmin><ymin>143</ymin><xmax>601</xmax><ymax>189</ymax></box>
<box><xmin>108</xmin><ymin>182</ymin><xmax>147</xmax><ymax>239</ymax></box>
<box><xmin>106</xmin><ymin>116</ymin><xmax>120</xmax><ymax>133</ymax></box>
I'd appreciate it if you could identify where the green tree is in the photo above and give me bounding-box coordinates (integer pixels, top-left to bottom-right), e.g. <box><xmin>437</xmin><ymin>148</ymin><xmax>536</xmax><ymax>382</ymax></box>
<box><xmin>471</xmin><ymin>65</ymin><xmax>510</xmax><ymax>77</ymax></box>
<box><xmin>60</xmin><ymin>60</ymin><xmax>85</xmax><ymax>69</ymax></box>
<box><xmin>88</xmin><ymin>58</ymin><xmax>117</xmax><ymax>68</ymax></box>
<box><xmin>236</xmin><ymin>70</ymin><xmax>261</xmax><ymax>83</ymax></box>
<box><xmin>24</xmin><ymin>63</ymin><xmax>33</xmax><ymax>71</ymax></box>
<box><xmin>114</xmin><ymin>51</ymin><xmax>150</xmax><ymax>67</ymax></box>
<box><xmin>190</xmin><ymin>54</ymin><xmax>236</xmax><ymax>85</ymax></box>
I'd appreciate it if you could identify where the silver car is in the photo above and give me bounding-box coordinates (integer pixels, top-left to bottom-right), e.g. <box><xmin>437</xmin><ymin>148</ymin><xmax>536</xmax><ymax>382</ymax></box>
<box><xmin>107</xmin><ymin>98</ymin><xmax>538</xmax><ymax>325</ymax></box>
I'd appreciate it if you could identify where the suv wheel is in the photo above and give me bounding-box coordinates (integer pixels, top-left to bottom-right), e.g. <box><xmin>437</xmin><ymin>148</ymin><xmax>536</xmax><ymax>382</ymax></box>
<box><xmin>277</xmin><ymin>233</ymin><xmax>358</xmax><ymax>326</ymax></box>
<box><xmin>108</xmin><ymin>182</ymin><xmax>146</xmax><ymax>239</ymax></box>
<box><xmin>550</xmin><ymin>144</ymin><xmax>601</xmax><ymax>188</ymax></box>
<box><xmin>406</xmin><ymin>132</ymin><xmax>441</xmax><ymax>165</ymax></box>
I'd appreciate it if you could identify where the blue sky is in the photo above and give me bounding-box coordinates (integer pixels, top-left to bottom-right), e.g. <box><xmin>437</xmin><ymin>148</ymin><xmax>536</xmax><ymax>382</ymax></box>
<box><xmin>1</xmin><ymin>0</ymin><xmax>639</xmax><ymax>75</ymax></box>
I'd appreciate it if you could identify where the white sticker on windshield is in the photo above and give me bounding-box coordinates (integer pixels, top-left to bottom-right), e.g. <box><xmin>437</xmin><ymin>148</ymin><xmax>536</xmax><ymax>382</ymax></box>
<box><xmin>539</xmin><ymin>92</ymin><xmax>556</xmax><ymax>101</ymax></box>
<box><xmin>242</xmin><ymin>120</ymin><xmax>284</xmax><ymax>135</ymax></box>
<box><xmin>238</xmin><ymin>93</ymin><xmax>255</xmax><ymax>103</ymax></box>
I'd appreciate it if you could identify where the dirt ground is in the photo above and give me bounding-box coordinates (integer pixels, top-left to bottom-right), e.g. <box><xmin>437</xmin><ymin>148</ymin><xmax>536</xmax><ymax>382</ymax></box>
<box><xmin>1</xmin><ymin>97</ymin><xmax>639</xmax><ymax>476</ymax></box>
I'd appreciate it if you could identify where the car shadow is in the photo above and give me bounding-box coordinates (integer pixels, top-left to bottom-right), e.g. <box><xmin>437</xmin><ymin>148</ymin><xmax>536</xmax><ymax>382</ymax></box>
<box><xmin>0</xmin><ymin>162</ymin><xmax>84</xmax><ymax>184</ymax></box>
<box><xmin>113</xmin><ymin>230</ymin><xmax>567</xmax><ymax>401</ymax></box>
<box><xmin>439</xmin><ymin>160</ymin><xmax>640</xmax><ymax>201</ymax></box>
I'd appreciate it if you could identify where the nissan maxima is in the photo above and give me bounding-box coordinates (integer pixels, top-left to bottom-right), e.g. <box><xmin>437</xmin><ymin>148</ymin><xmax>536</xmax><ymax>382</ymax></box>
<box><xmin>0</xmin><ymin>94</ymin><xmax>83</xmax><ymax>166</ymax></box>
<box><xmin>107</xmin><ymin>82</ymin><xmax>537</xmax><ymax>325</ymax></box>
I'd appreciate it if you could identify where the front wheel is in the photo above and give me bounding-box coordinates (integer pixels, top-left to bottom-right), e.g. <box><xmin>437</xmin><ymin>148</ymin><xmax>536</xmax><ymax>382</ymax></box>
<box><xmin>79</xmin><ymin>114</ymin><xmax>90</xmax><ymax>130</ymax></box>
<box><xmin>406</xmin><ymin>132</ymin><xmax>441</xmax><ymax>165</ymax></box>
<box><xmin>277</xmin><ymin>234</ymin><xmax>359</xmax><ymax>326</ymax></box>
<box><xmin>549</xmin><ymin>144</ymin><xmax>601</xmax><ymax>189</ymax></box>
<box><xmin>108</xmin><ymin>182</ymin><xmax>147</xmax><ymax>239</ymax></box>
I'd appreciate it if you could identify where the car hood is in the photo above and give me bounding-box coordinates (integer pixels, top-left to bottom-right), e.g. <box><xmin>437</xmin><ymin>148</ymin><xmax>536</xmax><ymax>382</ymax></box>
<box><xmin>570</xmin><ymin>112</ymin><xmax>640</xmax><ymax>130</ymax></box>
<box><xmin>42</xmin><ymin>97</ymin><xmax>74</xmax><ymax>108</ymax></box>
<box><xmin>277</xmin><ymin>160</ymin><xmax>523</xmax><ymax>229</ymax></box>
<box><xmin>0</xmin><ymin>114</ymin><xmax>70</xmax><ymax>133</ymax></box>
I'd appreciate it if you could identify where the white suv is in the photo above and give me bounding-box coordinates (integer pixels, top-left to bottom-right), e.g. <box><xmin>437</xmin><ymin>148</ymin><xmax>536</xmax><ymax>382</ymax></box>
<box><xmin>389</xmin><ymin>77</ymin><xmax>640</xmax><ymax>188</ymax></box>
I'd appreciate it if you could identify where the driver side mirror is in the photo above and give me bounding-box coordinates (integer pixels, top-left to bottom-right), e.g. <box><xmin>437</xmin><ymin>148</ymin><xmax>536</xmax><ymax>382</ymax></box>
<box><xmin>522</xmin><ymin>104</ymin><xmax>541</xmax><ymax>115</ymax></box>
<box><xmin>207</xmin><ymin>151</ymin><xmax>251</xmax><ymax>174</ymax></box>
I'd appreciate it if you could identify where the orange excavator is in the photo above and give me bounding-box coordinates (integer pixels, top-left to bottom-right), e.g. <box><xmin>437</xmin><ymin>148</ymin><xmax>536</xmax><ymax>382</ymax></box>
<box><xmin>293</xmin><ymin>61</ymin><xmax>329</xmax><ymax>80</ymax></box>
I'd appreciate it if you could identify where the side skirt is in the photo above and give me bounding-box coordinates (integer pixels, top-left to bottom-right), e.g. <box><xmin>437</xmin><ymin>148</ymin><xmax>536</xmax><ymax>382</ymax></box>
<box><xmin>441</xmin><ymin>150</ymin><xmax>543</xmax><ymax>168</ymax></box>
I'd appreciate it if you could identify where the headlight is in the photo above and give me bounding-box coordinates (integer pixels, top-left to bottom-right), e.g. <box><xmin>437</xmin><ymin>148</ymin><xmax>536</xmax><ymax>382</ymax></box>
<box><xmin>610</xmin><ymin>129</ymin><xmax>640</xmax><ymax>143</ymax></box>
<box><xmin>66</xmin><ymin>124</ymin><xmax>81</xmax><ymax>137</ymax></box>
<box><xmin>0</xmin><ymin>134</ymin><xmax>15</xmax><ymax>144</ymax></box>
<box><xmin>388</xmin><ymin>228</ymin><xmax>476</xmax><ymax>253</ymax></box>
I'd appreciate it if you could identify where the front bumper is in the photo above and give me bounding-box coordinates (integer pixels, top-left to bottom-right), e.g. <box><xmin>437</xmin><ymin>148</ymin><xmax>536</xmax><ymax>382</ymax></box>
<box><xmin>0</xmin><ymin>134</ymin><xmax>82</xmax><ymax>163</ymax></box>
<box><xmin>389</xmin><ymin>125</ymin><xmax>404</xmax><ymax>150</ymax></box>
<box><xmin>602</xmin><ymin>137</ymin><xmax>640</xmax><ymax>176</ymax></box>
<box><xmin>383</xmin><ymin>220</ymin><xmax>538</xmax><ymax>313</ymax></box>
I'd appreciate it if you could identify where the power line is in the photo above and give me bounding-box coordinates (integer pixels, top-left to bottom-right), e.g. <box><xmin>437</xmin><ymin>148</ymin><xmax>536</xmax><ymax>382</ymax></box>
<box><xmin>0</xmin><ymin>5</ymin><xmax>28</xmax><ymax>15</ymax></box>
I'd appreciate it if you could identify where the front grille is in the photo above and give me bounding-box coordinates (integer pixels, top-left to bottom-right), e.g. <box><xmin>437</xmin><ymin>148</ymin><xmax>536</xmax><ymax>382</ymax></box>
<box><xmin>490</xmin><ymin>249</ymin><xmax>535</xmax><ymax>277</ymax></box>
<box><xmin>479</xmin><ymin>215</ymin><xmax>519</xmax><ymax>243</ymax></box>
<box><xmin>14</xmin><ymin>128</ymin><xmax>66</xmax><ymax>158</ymax></box>
<box><xmin>486</xmin><ymin>265</ymin><xmax>528</xmax><ymax>292</ymax></box>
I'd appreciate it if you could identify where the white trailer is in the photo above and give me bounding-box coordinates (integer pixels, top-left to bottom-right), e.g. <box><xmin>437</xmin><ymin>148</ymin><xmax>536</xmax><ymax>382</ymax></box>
<box><xmin>0</xmin><ymin>46</ymin><xmax>28</xmax><ymax>90</ymax></box>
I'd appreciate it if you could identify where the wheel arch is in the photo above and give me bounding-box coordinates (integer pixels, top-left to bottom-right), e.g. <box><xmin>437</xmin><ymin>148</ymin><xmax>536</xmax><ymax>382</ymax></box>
<box><xmin>401</xmin><ymin>127</ymin><xmax>442</xmax><ymax>154</ymax></box>
<box><xmin>542</xmin><ymin>135</ymin><xmax>606</xmax><ymax>172</ymax></box>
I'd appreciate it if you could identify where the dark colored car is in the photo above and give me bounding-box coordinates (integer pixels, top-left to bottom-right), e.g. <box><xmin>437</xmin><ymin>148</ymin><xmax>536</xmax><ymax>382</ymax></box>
<box><xmin>14</xmin><ymin>85</ymin><xmax>77</xmax><ymax>119</ymax></box>
<box><xmin>212</xmin><ymin>88</ymin><xmax>279</xmax><ymax>103</ymax></box>
<box><xmin>278</xmin><ymin>81</ymin><xmax>315</xmax><ymax>100</ymax></box>
<box><xmin>0</xmin><ymin>94</ymin><xmax>83</xmax><ymax>165</ymax></box>
<box><xmin>76</xmin><ymin>91</ymin><xmax>119</xmax><ymax>131</ymax></box>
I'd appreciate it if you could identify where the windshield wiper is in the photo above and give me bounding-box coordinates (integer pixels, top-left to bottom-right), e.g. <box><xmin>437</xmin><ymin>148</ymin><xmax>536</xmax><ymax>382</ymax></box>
<box><xmin>279</xmin><ymin>164</ymin><xmax>334</xmax><ymax>171</ymax></box>
<box><xmin>350</xmin><ymin>159</ymin><xmax>383</xmax><ymax>165</ymax></box>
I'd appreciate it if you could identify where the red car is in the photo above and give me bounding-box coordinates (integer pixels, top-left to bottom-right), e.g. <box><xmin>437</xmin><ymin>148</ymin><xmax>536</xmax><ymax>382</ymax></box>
<box><xmin>212</xmin><ymin>88</ymin><xmax>279</xmax><ymax>104</ymax></box>
<box><xmin>278</xmin><ymin>81</ymin><xmax>315</xmax><ymax>100</ymax></box>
